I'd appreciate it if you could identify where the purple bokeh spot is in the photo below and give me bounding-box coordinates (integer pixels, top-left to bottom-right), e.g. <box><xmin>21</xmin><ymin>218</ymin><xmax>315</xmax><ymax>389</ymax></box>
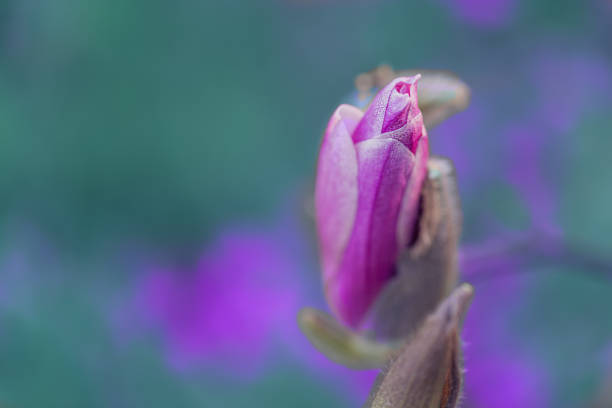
<box><xmin>462</xmin><ymin>268</ymin><xmax>527</xmax><ymax>349</ymax></box>
<box><xmin>136</xmin><ymin>229</ymin><xmax>300</xmax><ymax>374</ymax></box>
<box><xmin>601</xmin><ymin>343</ymin><xmax>612</xmax><ymax>370</ymax></box>
<box><xmin>460</xmin><ymin>234</ymin><xmax>551</xmax><ymax>407</ymax></box>
<box><xmin>503</xmin><ymin>125</ymin><xmax>561</xmax><ymax>236</ymax></box>
<box><xmin>431</xmin><ymin>102</ymin><xmax>485</xmax><ymax>193</ymax></box>
<box><xmin>530</xmin><ymin>52</ymin><xmax>612</xmax><ymax>133</ymax></box>
<box><xmin>124</xmin><ymin>209</ymin><xmax>379</xmax><ymax>402</ymax></box>
<box><xmin>465</xmin><ymin>354</ymin><xmax>550</xmax><ymax>408</ymax></box>
<box><xmin>444</xmin><ymin>0</ymin><xmax>517</xmax><ymax>28</ymax></box>
<box><xmin>461</xmin><ymin>282</ymin><xmax>552</xmax><ymax>407</ymax></box>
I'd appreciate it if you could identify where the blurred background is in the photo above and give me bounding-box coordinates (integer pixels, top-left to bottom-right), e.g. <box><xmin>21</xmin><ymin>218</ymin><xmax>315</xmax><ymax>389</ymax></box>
<box><xmin>0</xmin><ymin>0</ymin><xmax>611</xmax><ymax>407</ymax></box>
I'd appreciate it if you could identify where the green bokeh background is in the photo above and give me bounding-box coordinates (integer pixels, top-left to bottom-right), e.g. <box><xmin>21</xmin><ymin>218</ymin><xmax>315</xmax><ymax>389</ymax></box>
<box><xmin>0</xmin><ymin>0</ymin><xmax>611</xmax><ymax>407</ymax></box>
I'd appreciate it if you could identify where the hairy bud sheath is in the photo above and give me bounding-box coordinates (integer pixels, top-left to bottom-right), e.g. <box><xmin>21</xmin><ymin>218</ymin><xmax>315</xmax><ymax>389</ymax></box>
<box><xmin>315</xmin><ymin>76</ymin><xmax>429</xmax><ymax>328</ymax></box>
<box><xmin>364</xmin><ymin>284</ymin><xmax>473</xmax><ymax>408</ymax></box>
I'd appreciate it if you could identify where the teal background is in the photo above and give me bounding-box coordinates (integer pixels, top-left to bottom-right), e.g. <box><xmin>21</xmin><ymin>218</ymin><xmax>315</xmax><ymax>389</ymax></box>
<box><xmin>0</xmin><ymin>0</ymin><xmax>611</xmax><ymax>407</ymax></box>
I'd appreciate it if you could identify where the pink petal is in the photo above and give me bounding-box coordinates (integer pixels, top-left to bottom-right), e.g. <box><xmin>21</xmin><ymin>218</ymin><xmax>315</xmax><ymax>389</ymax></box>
<box><xmin>396</xmin><ymin>125</ymin><xmax>429</xmax><ymax>248</ymax></box>
<box><xmin>326</xmin><ymin>138</ymin><xmax>414</xmax><ymax>327</ymax></box>
<box><xmin>352</xmin><ymin>76</ymin><xmax>422</xmax><ymax>150</ymax></box>
<box><xmin>315</xmin><ymin>104</ymin><xmax>363</xmax><ymax>281</ymax></box>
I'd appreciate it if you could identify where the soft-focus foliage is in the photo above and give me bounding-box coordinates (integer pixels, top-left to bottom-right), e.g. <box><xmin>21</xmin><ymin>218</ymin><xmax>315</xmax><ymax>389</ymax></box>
<box><xmin>0</xmin><ymin>0</ymin><xmax>611</xmax><ymax>407</ymax></box>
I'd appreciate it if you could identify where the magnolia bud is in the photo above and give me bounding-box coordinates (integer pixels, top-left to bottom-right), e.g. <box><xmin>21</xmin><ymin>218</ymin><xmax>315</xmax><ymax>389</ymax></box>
<box><xmin>316</xmin><ymin>76</ymin><xmax>429</xmax><ymax>328</ymax></box>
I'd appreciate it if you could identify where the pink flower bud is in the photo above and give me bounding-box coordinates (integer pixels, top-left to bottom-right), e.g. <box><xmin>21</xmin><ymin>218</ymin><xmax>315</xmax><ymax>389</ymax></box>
<box><xmin>315</xmin><ymin>76</ymin><xmax>429</xmax><ymax>328</ymax></box>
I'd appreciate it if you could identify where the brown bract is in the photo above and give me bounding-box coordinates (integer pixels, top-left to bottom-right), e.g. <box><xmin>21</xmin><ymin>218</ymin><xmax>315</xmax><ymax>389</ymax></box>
<box><xmin>363</xmin><ymin>284</ymin><xmax>473</xmax><ymax>408</ymax></box>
